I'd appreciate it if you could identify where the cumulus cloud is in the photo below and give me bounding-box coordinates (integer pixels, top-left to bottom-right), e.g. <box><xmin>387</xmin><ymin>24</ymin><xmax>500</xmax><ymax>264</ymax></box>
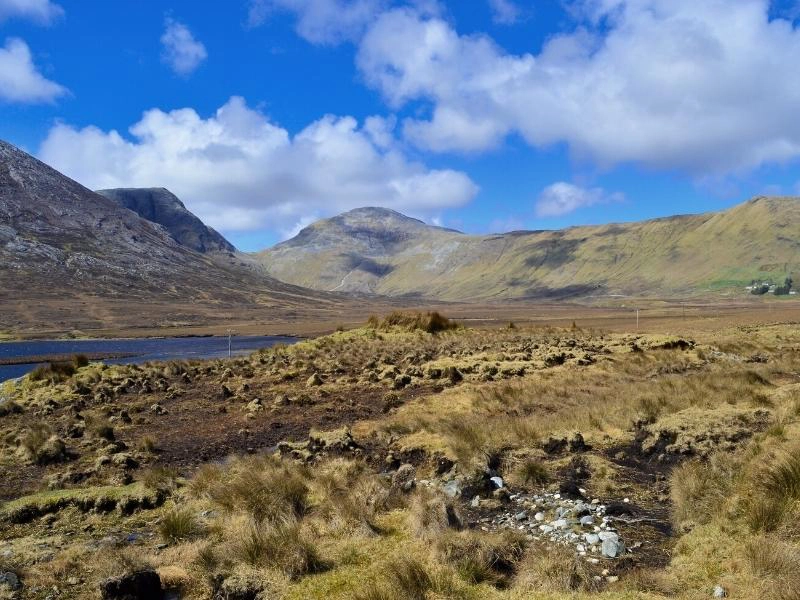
<box><xmin>161</xmin><ymin>18</ymin><xmax>207</xmax><ymax>76</ymax></box>
<box><xmin>535</xmin><ymin>182</ymin><xmax>623</xmax><ymax>217</ymax></box>
<box><xmin>356</xmin><ymin>1</ymin><xmax>800</xmax><ymax>175</ymax></box>
<box><xmin>0</xmin><ymin>0</ymin><xmax>62</xmax><ymax>23</ymax></box>
<box><xmin>0</xmin><ymin>37</ymin><xmax>67</xmax><ymax>103</ymax></box>
<box><xmin>247</xmin><ymin>0</ymin><xmax>386</xmax><ymax>43</ymax></box>
<box><xmin>488</xmin><ymin>0</ymin><xmax>520</xmax><ymax>24</ymax></box>
<box><xmin>38</xmin><ymin>97</ymin><xmax>478</xmax><ymax>234</ymax></box>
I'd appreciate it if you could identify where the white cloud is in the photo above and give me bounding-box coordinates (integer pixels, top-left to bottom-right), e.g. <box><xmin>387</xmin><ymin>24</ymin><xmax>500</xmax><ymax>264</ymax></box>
<box><xmin>357</xmin><ymin>1</ymin><xmax>800</xmax><ymax>175</ymax></box>
<box><xmin>38</xmin><ymin>97</ymin><xmax>478</xmax><ymax>235</ymax></box>
<box><xmin>0</xmin><ymin>0</ymin><xmax>62</xmax><ymax>23</ymax></box>
<box><xmin>247</xmin><ymin>0</ymin><xmax>386</xmax><ymax>44</ymax></box>
<box><xmin>488</xmin><ymin>0</ymin><xmax>520</xmax><ymax>24</ymax></box>
<box><xmin>535</xmin><ymin>182</ymin><xmax>622</xmax><ymax>217</ymax></box>
<box><xmin>160</xmin><ymin>18</ymin><xmax>207</xmax><ymax>76</ymax></box>
<box><xmin>0</xmin><ymin>37</ymin><xmax>66</xmax><ymax>103</ymax></box>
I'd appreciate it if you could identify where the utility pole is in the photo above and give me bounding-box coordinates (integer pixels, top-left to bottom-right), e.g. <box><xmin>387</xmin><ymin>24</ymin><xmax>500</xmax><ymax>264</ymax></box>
<box><xmin>636</xmin><ymin>308</ymin><xmax>640</xmax><ymax>330</ymax></box>
<box><xmin>227</xmin><ymin>328</ymin><xmax>235</xmax><ymax>358</ymax></box>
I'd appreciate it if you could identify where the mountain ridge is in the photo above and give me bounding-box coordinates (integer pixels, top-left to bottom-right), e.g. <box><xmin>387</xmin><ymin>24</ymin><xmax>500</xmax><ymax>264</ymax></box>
<box><xmin>0</xmin><ymin>139</ymin><xmax>339</xmax><ymax>334</ymax></box>
<box><xmin>258</xmin><ymin>197</ymin><xmax>800</xmax><ymax>300</ymax></box>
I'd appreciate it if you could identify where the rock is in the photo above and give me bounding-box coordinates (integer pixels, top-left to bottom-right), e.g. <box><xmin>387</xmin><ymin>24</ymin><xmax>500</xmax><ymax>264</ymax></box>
<box><xmin>0</xmin><ymin>571</ymin><xmax>20</xmax><ymax>591</ymax></box>
<box><xmin>580</xmin><ymin>515</ymin><xmax>594</xmax><ymax>526</ymax></box>
<box><xmin>534</xmin><ymin>512</ymin><xmax>545</xmax><ymax>522</ymax></box>
<box><xmin>307</xmin><ymin>372</ymin><xmax>323</xmax><ymax>387</ymax></box>
<box><xmin>443</xmin><ymin>479</ymin><xmax>462</xmax><ymax>498</ymax></box>
<box><xmin>392</xmin><ymin>464</ymin><xmax>416</xmax><ymax>492</ymax></box>
<box><xmin>489</xmin><ymin>476</ymin><xmax>504</xmax><ymax>489</ymax></box>
<box><xmin>598</xmin><ymin>531</ymin><xmax>619</xmax><ymax>542</ymax></box>
<box><xmin>601</xmin><ymin>538</ymin><xmax>625</xmax><ymax>558</ymax></box>
<box><xmin>100</xmin><ymin>570</ymin><xmax>163</xmax><ymax>600</ymax></box>
<box><xmin>514</xmin><ymin>511</ymin><xmax>527</xmax><ymax>521</ymax></box>
<box><xmin>552</xmin><ymin>518</ymin><xmax>569</xmax><ymax>529</ymax></box>
<box><xmin>584</xmin><ymin>533</ymin><xmax>600</xmax><ymax>545</ymax></box>
<box><xmin>713</xmin><ymin>585</ymin><xmax>727</xmax><ymax>598</ymax></box>
<box><xmin>471</xmin><ymin>496</ymin><xmax>481</xmax><ymax>508</ymax></box>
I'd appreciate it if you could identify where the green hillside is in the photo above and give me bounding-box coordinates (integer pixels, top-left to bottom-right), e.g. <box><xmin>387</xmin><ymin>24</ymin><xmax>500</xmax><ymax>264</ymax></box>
<box><xmin>257</xmin><ymin>198</ymin><xmax>800</xmax><ymax>300</ymax></box>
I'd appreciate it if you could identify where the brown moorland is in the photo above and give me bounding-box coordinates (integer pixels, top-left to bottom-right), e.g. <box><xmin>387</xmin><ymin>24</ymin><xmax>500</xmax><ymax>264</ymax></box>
<box><xmin>2</xmin><ymin>311</ymin><xmax>800</xmax><ymax>599</ymax></box>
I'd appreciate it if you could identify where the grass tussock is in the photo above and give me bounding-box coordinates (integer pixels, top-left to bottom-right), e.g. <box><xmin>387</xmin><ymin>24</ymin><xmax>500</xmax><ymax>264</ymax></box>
<box><xmin>514</xmin><ymin>543</ymin><xmax>600</xmax><ymax>593</ymax></box>
<box><xmin>353</xmin><ymin>556</ymin><xmax>465</xmax><ymax>600</ymax></box>
<box><xmin>517</xmin><ymin>458</ymin><xmax>550</xmax><ymax>486</ymax></box>
<box><xmin>367</xmin><ymin>311</ymin><xmax>460</xmax><ymax>334</ymax></box>
<box><xmin>435</xmin><ymin>529</ymin><xmax>526</xmax><ymax>587</ymax></box>
<box><xmin>27</xmin><ymin>354</ymin><xmax>88</xmax><ymax>383</ymax></box>
<box><xmin>670</xmin><ymin>456</ymin><xmax>737</xmax><ymax>530</ymax></box>
<box><xmin>225</xmin><ymin>516</ymin><xmax>324</xmax><ymax>579</ymax></box>
<box><xmin>408</xmin><ymin>488</ymin><xmax>463</xmax><ymax>539</ymax></box>
<box><xmin>745</xmin><ymin>536</ymin><xmax>800</xmax><ymax>600</ymax></box>
<box><xmin>159</xmin><ymin>507</ymin><xmax>202</xmax><ymax>543</ymax></box>
<box><xmin>200</xmin><ymin>455</ymin><xmax>310</xmax><ymax>523</ymax></box>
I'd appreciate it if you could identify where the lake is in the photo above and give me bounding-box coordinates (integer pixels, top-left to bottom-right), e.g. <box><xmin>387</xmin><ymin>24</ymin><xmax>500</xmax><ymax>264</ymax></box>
<box><xmin>0</xmin><ymin>335</ymin><xmax>297</xmax><ymax>383</ymax></box>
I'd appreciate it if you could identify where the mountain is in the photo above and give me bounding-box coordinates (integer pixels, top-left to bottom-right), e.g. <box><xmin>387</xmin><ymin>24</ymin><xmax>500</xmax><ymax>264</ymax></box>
<box><xmin>0</xmin><ymin>139</ymin><xmax>338</xmax><ymax>334</ymax></box>
<box><xmin>96</xmin><ymin>187</ymin><xmax>235</xmax><ymax>254</ymax></box>
<box><xmin>258</xmin><ymin>200</ymin><xmax>800</xmax><ymax>300</ymax></box>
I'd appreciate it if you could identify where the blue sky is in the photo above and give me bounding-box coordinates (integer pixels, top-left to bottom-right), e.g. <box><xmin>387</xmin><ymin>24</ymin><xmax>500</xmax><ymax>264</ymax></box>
<box><xmin>2</xmin><ymin>0</ymin><xmax>800</xmax><ymax>251</ymax></box>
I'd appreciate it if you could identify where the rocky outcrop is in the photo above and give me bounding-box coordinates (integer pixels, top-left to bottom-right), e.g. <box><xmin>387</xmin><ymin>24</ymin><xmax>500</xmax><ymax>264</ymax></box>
<box><xmin>97</xmin><ymin>187</ymin><xmax>234</xmax><ymax>253</ymax></box>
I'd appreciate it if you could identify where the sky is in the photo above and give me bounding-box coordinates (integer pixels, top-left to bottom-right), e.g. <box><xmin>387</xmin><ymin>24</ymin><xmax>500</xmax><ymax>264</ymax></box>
<box><xmin>2</xmin><ymin>0</ymin><xmax>800</xmax><ymax>251</ymax></box>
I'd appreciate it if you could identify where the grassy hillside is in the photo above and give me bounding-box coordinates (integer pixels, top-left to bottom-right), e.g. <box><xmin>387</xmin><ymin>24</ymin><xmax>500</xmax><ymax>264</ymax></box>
<box><xmin>258</xmin><ymin>197</ymin><xmax>800</xmax><ymax>300</ymax></box>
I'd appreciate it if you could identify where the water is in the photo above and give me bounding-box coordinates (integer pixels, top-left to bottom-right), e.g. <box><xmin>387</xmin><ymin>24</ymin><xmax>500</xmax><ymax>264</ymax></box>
<box><xmin>0</xmin><ymin>335</ymin><xmax>297</xmax><ymax>383</ymax></box>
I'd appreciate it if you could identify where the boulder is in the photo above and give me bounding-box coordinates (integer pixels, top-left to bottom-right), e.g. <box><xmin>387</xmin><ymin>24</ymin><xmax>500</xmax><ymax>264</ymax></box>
<box><xmin>0</xmin><ymin>571</ymin><xmax>20</xmax><ymax>591</ymax></box>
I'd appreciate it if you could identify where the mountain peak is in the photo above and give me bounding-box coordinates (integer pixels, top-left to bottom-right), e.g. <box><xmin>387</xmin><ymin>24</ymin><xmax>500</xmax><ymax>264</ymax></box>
<box><xmin>96</xmin><ymin>187</ymin><xmax>235</xmax><ymax>254</ymax></box>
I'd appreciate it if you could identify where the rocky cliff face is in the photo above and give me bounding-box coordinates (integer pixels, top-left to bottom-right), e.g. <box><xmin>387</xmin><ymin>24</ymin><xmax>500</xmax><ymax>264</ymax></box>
<box><xmin>96</xmin><ymin>187</ymin><xmax>235</xmax><ymax>254</ymax></box>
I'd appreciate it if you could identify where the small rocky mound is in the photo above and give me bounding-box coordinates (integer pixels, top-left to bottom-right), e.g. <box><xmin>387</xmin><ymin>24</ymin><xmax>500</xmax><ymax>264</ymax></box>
<box><xmin>637</xmin><ymin>406</ymin><xmax>772</xmax><ymax>460</ymax></box>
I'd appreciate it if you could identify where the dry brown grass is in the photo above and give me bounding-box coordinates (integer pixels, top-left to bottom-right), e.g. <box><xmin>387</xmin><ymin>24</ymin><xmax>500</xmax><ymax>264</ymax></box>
<box><xmin>513</xmin><ymin>543</ymin><xmax>600</xmax><ymax>593</ymax></box>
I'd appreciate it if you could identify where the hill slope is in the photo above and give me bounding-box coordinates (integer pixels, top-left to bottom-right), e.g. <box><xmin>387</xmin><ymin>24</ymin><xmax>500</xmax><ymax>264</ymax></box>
<box><xmin>0</xmin><ymin>140</ymin><xmax>338</xmax><ymax>334</ymax></box>
<box><xmin>96</xmin><ymin>187</ymin><xmax>235</xmax><ymax>254</ymax></box>
<box><xmin>258</xmin><ymin>200</ymin><xmax>800</xmax><ymax>300</ymax></box>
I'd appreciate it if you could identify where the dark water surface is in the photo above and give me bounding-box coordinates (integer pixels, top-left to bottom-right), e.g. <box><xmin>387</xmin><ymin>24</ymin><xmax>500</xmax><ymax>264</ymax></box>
<box><xmin>0</xmin><ymin>335</ymin><xmax>297</xmax><ymax>383</ymax></box>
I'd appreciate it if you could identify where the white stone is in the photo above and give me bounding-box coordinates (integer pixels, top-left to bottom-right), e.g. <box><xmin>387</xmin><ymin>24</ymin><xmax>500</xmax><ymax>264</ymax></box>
<box><xmin>599</xmin><ymin>531</ymin><xmax>619</xmax><ymax>542</ymax></box>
